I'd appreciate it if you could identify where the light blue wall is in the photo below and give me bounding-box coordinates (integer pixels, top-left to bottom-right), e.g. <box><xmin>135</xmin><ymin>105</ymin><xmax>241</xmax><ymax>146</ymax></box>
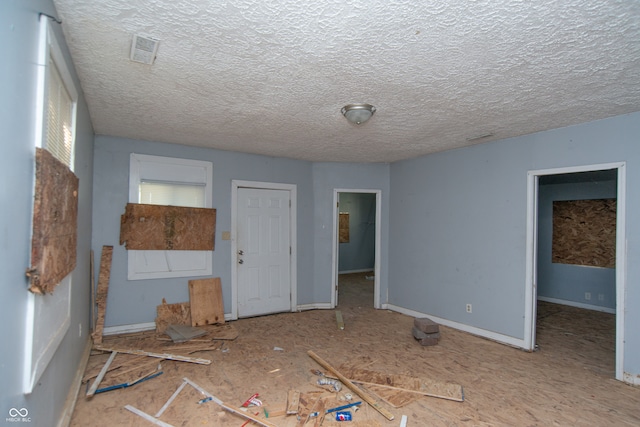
<box><xmin>1</xmin><ymin>0</ymin><xmax>94</xmax><ymax>425</ymax></box>
<box><xmin>338</xmin><ymin>193</ymin><xmax>376</xmax><ymax>273</ymax></box>
<box><xmin>92</xmin><ymin>137</ymin><xmax>315</xmax><ymax>327</ymax></box>
<box><xmin>537</xmin><ymin>180</ymin><xmax>617</xmax><ymax>310</ymax></box>
<box><xmin>389</xmin><ymin>111</ymin><xmax>640</xmax><ymax>376</ymax></box>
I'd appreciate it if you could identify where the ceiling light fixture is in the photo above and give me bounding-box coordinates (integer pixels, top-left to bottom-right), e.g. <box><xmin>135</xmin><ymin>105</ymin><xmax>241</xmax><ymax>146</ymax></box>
<box><xmin>341</xmin><ymin>103</ymin><xmax>376</xmax><ymax>125</ymax></box>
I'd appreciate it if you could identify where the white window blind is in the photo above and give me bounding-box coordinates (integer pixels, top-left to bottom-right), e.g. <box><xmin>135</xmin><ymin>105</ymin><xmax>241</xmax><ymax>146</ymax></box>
<box><xmin>139</xmin><ymin>181</ymin><xmax>205</xmax><ymax>208</ymax></box>
<box><xmin>46</xmin><ymin>57</ymin><xmax>74</xmax><ymax>167</ymax></box>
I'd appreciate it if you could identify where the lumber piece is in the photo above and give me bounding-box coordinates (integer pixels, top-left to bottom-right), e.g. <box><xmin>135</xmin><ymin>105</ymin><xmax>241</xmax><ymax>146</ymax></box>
<box><xmin>86</xmin><ymin>351</ymin><xmax>117</xmax><ymax>398</ymax></box>
<box><xmin>335</xmin><ymin>310</ymin><xmax>345</xmax><ymax>330</ymax></box>
<box><xmin>307</xmin><ymin>350</ymin><xmax>395</xmax><ymax>421</ymax></box>
<box><xmin>286</xmin><ymin>389</ymin><xmax>300</xmax><ymax>414</ymax></box>
<box><xmin>90</xmin><ymin>249</ymin><xmax>95</xmax><ymax>332</ymax></box>
<box><xmin>92</xmin><ymin>246</ymin><xmax>113</xmax><ymax>344</ymax></box>
<box><xmin>335</xmin><ymin>366</ymin><xmax>464</xmax><ymax>402</ymax></box>
<box><xmin>182</xmin><ymin>378</ymin><xmax>279</xmax><ymax>427</ymax></box>
<box><xmin>155</xmin><ymin>380</ymin><xmax>188</xmax><ymax>418</ymax></box>
<box><xmin>82</xmin><ymin>354</ymin><xmax>149</xmax><ymax>383</ymax></box>
<box><xmin>93</xmin><ymin>345</ymin><xmax>211</xmax><ymax>365</ymax></box>
<box><xmin>95</xmin><ymin>369</ymin><xmax>162</xmax><ymax>394</ymax></box>
<box><xmin>188</xmin><ymin>277</ymin><xmax>225</xmax><ymax>326</ymax></box>
<box><xmin>125</xmin><ymin>405</ymin><xmax>175</xmax><ymax>427</ymax></box>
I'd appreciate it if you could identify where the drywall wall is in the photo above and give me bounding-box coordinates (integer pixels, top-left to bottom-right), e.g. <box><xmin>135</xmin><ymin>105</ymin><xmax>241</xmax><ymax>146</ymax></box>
<box><xmin>338</xmin><ymin>192</ymin><xmax>376</xmax><ymax>273</ymax></box>
<box><xmin>0</xmin><ymin>0</ymin><xmax>94</xmax><ymax>425</ymax></box>
<box><xmin>389</xmin><ymin>111</ymin><xmax>640</xmax><ymax>377</ymax></box>
<box><xmin>537</xmin><ymin>180</ymin><xmax>617</xmax><ymax>311</ymax></box>
<box><xmin>92</xmin><ymin>137</ymin><xmax>315</xmax><ymax>327</ymax></box>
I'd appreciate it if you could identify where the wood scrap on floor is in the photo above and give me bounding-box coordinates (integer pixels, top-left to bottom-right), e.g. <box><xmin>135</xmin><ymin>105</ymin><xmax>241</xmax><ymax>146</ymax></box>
<box><xmin>307</xmin><ymin>350</ymin><xmax>395</xmax><ymax>421</ymax></box>
<box><xmin>335</xmin><ymin>365</ymin><xmax>464</xmax><ymax>403</ymax></box>
<box><xmin>155</xmin><ymin>299</ymin><xmax>191</xmax><ymax>334</ymax></box>
<box><xmin>335</xmin><ymin>310</ymin><xmax>344</xmax><ymax>330</ymax></box>
<box><xmin>93</xmin><ymin>345</ymin><xmax>212</xmax><ymax>365</ymax></box>
<box><xmin>86</xmin><ymin>351</ymin><xmax>117</xmax><ymax>398</ymax></box>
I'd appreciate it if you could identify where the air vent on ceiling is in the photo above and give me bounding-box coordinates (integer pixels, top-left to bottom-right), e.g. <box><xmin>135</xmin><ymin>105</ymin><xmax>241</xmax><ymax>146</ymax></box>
<box><xmin>130</xmin><ymin>34</ymin><xmax>160</xmax><ymax>65</ymax></box>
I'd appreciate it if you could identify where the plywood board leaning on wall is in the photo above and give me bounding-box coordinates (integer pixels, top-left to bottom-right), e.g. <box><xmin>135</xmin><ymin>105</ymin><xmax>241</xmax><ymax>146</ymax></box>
<box><xmin>119</xmin><ymin>203</ymin><xmax>216</xmax><ymax>250</ymax></box>
<box><xmin>189</xmin><ymin>277</ymin><xmax>225</xmax><ymax>326</ymax></box>
<box><xmin>27</xmin><ymin>147</ymin><xmax>79</xmax><ymax>294</ymax></box>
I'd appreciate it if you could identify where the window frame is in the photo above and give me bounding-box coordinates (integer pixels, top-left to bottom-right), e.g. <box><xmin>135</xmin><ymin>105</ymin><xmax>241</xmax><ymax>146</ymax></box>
<box><xmin>24</xmin><ymin>16</ymin><xmax>78</xmax><ymax>394</ymax></box>
<box><xmin>128</xmin><ymin>153</ymin><xmax>213</xmax><ymax>280</ymax></box>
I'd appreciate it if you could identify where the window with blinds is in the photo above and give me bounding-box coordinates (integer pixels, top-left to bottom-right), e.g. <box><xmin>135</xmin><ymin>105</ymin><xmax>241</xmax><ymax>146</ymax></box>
<box><xmin>128</xmin><ymin>153</ymin><xmax>213</xmax><ymax>280</ymax></box>
<box><xmin>46</xmin><ymin>57</ymin><xmax>74</xmax><ymax>167</ymax></box>
<box><xmin>139</xmin><ymin>181</ymin><xmax>205</xmax><ymax>208</ymax></box>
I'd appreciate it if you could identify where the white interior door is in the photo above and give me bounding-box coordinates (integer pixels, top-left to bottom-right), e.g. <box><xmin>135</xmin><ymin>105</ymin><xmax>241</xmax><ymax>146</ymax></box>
<box><xmin>237</xmin><ymin>187</ymin><xmax>291</xmax><ymax>317</ymax></box>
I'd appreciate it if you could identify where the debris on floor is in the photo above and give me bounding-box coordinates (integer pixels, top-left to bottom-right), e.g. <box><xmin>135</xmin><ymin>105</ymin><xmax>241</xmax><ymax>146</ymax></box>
<box><xmin>412</xmin><ymin>317</ymin><xmax>441</xmax><ymax>346</ymax></box>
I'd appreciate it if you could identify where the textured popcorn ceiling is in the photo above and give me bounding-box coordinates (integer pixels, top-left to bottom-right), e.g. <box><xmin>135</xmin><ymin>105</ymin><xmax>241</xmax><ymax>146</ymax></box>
<box><xmin>53</xmin><ymin>0</ymin><xmax>640</xmax><ymax>162</ymax></box>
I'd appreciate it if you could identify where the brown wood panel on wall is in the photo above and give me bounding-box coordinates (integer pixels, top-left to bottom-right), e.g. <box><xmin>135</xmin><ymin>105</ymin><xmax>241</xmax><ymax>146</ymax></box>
<box><xmin>27</xmin><ymin>148</ymin><xmax>79</xmax><ymax>294</ymax></box>
<box><xmin>339</xmin><ymin>212</ymin><xmax>350</xmax><ymax>243</ymax></box>
<box><xmin>119</xmin><ymin>203</ymin><xmax>216</xmax><ymax>250</ymax></box>
<box><xmin>552</xmin><ymin>199</ymin><xmax>616</xmax><ymax>268</ymax></box>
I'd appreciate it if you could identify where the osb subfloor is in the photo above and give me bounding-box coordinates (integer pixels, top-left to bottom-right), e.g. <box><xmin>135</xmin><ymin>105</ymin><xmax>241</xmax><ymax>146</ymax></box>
<box><xmin>70</xmin><ymin>273</ymin><xmax>640</xmax><ymax>426</ymax></box>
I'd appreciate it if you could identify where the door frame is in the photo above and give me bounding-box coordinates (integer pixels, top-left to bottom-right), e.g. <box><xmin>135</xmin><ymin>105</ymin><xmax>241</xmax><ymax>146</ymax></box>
<box><xmin>524</xmin><ymin>162</ymin><xmax>626</xmax><ymax>381</ymax></box>
<box><xmin>231</xmin><ymin>180</ymin><xmax>297</xmax><ymax>320</ymax></box>
<box><xmin>331</xmin><ymin>189</ymin><xmax>382</xmax><ymax>309</ymax></box>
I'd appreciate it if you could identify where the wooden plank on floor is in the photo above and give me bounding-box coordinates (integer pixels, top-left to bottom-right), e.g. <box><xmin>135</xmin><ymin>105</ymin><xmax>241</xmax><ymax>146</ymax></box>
<box><xmin>93</xmin><ymin>346</ymin><xmax>211</xmax><ymax>365</ymax></box>
<box><xmin>92</xmin><ymin>246</ymin><xmax>113</xmax><ymax>344</ymax></box>
<box><xmin>286</xmin><ymin>389</ymin><xmax>301</xmax><ymax>415</ymax></box>
<box><xmin>308</xmin><ymin>350</ymin><xmax>394</xmax><ymax>421</ymax></box>
<box><xmin>336</xmin><ymin>366</ymin><xmax>464</xmax><ymax>402</ymax></box>
<box><xmin>189</xmin><ymin>277</ymin><xmax>225</xmax><ymax>326</ymax></box>
<box><xmin>86</xmin><ymin>351</ymin><xmax>117</xmax><ymax>398</ymax></box>
<box><xmin>336</xmin><ymin>310</ymin><xmax>344</xmax><ymax>330</ymax></box>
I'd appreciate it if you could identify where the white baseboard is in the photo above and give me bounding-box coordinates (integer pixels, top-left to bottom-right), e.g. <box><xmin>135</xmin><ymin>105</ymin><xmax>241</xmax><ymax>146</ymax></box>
<box><xmin>57</xmin><ymin>338</ymin><xmax>92</xmax><ymax>427</ymax></box>
<box><xmin>103</xmin><ymin>322</ymin><xmax>156</xmax><ymax>335</ymax></box>
<box><xmin>385</xmin><ymin>304</ymin><xmax>526</xmax><ymax>350</ymax></box>
<box><xmin>623</xmin><ymin>372</ymin><xmax>640</xmax><ymax>386</ymax></box>
<box><xmin>537</xmin><ymin>296</ymin><xmax>616</xmax><ymax>314</ymax></box>
<box><xmin>338</xmin><ymin>269</ymin><xmax>374</xmax><ymax>275</ymax></box>
<box><xmin>296</xmin><ymin>303</ymin><xmax>333</xmax><ymax>311</ymax></box>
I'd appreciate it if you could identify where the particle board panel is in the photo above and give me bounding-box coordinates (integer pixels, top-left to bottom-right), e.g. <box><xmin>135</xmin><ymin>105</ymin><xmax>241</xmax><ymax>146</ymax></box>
<box><xmin>188</xmin><ymin>277</ymin><xmax>225</xmax><ymax>326</ymax></box>
<box><xmin>119</xmin><ymin>203</ymin><xmax>216</xmax><ymax>250</ymax></box>
<box><xmin>155</xmin><ymin>301</ymin><xmax>191</xmax><ymax>334</ymax></box>
<box><xmin>28</xmin><ymin>147</ymin><xmax>79</xmax><ymax>294</ymax></box>
<box><xmin>92</xmin><ymin>246</ymin><xmax>113</xmax><ymax>344</ymax></box>
<box><xmin>339</xmin><ymin>212</ymin><xmax>350</xmax><ymax>243</ymax></box>
<box><xmin>552</xmin><ymin>199</ymin><xmax>616</xmax><ymax>268</ymax></box>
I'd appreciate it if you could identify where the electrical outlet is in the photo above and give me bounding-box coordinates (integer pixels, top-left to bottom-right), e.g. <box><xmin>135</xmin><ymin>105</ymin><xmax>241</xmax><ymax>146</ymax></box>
<box><xmin>466</xmin><ymin>304</ymin><xmax>472</xmax><ymax>313</ymax></box>
<box><xmin>79</xmin><ymin>323</ymin><xmax>82</xmax><ymax>337</ymax></box>
<box><xmin>598</xmin><ymin>294</ymin><xmax>604</xmax><ymax>301</ymax></box>
<box><xmin>585</xmin><ymin>292</ymin><xmax>591</xmax><ymax>301</ymax></box>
